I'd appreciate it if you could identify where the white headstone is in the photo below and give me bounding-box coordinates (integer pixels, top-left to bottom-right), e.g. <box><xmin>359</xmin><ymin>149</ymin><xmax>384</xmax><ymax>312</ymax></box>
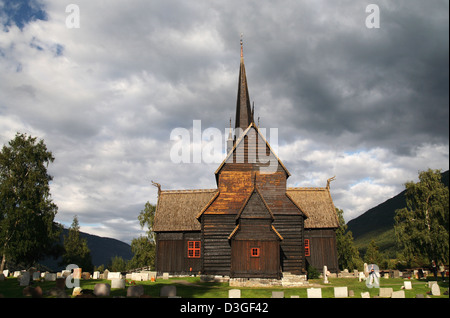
<box><xmin>431</xmin><ymin>283</ymin><xmax>441</xmax><ymax>296</ymax></box>
<box><xmin>163</xmin><ymin>272</ymin><xmax>169</xmax><ymax>280</ymax></box>
<box><xmin>108</xmin><ymin>272</ymin><xmax>122</xmax><ymax>279</ymax></box>
<box><xmin>404</xmin><ymin>281</ymin><xmax>412</xmax><ymax>290</ymax></box>
<box><xmin>228</xmin><ymin>289</ymin><xmax>241</xmax><ymax>298</ymax></box>
<box><xmin>3</xmin><ymin>270</ymin><xmax>9</xmax><ymax>277</ymax></box>
<box><xmin>93</xmin><ymin>271</ymin><xmax>100</xmax><ymax>279</ymax></box>
<box><xmin>334</xmin><ymin>286</ymin><xmax>348</xmax><ymax>298</ymax></box>
<box><xmin>361</xmin><ymin>291</ymin><xmax>370</xmax><ymax>298</ymax></box>
<box><xmin>379</xmin><ymin>287</ymin><xmax>393</xmax><ymax>298</ymax></box>
<box><xmin>391</xmin><ymin>290</ymin><xmax>405</xmax><ymax>298</ymax></box>
<box><xmin>307</xmin><ymin>288</ymin><xmax>322</xmax><ymax>298</ymax></box>
<box><xmin>323</xmin><ymin>265</ymin><xmax>328</xmax><ymax>284</ymax></box>
<box><xmin>358</xmin><ymin>272</ymin><xmax>365</xmax><ymax>282</ymax></box>
<box><xmin>111</xmin><ymin>278</ymin><xmax>126</xmax><ymax>289</ymax></box>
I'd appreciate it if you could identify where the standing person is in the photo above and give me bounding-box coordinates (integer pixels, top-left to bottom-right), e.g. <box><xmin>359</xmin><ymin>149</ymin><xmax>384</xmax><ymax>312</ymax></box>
<box><xmin>431</xmin><ymin>260</ymin><xmax>438</xmax><ymax>280</ymax></box>
<box><xmin>439</xmin><ymin>262</ymin><xmax>446</xmax><ymax>282</ymax></box>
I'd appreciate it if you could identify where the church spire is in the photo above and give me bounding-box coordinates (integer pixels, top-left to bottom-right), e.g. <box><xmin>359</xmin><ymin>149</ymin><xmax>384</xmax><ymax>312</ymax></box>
<box><xmin>235</xmin><ymin>35</ymin><xmax>253</xmax><ymax>132</ymax></box>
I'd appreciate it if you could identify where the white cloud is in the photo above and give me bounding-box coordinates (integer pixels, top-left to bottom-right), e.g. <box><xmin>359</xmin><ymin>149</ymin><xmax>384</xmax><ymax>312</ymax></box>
<box><xmin>1</xmin><ymin>0</ymin><xmax>448</xmax><ymax>243</ymax></box>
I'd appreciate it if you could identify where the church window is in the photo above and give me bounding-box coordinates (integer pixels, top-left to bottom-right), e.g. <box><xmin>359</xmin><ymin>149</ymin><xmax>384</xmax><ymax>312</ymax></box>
<box><xmin>304</xmin><ymin>239</ymin><xmax>310</xmax><ymax>256</ymax></box>
<box><xmin>187</xmin><ymin>241</ymin><xmax>201</xmax><ymax>258</ymax></box>
<box><xmin>250</xmin><ymin>247</ymin><xmax>260</xmax><ymax>257</ymax></box>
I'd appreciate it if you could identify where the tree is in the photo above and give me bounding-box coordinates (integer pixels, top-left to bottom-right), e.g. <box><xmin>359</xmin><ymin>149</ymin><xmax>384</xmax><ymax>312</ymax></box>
<box><xmin>138</xmin><ymin>201</ymin><xmax>156</xmax><ymax>243</ymax></box>
<box><xmin>394</xmin><ymin>169</ymin><xmax>449</xmax><ymax>266</ymax></box>
<box><xmin>0</xmin><ymin>133</ymin><xmax>60</xmax><ymax>271</ymax></box>
<box><xmin>364</xmin><ymin>240</ymin><xmax>382</xmax><ymax>265</ymax></box>
<box><xmin>61</xmin><ymin>215</ymin><xmax>93</xmax><ymax>272</ymax></box>
<box><xmin>129</xmin><ymin>201</ymin><xmax>156</xmax><ymax>269</ymax></box>
<box><xmin>128</xmin><ymin>236</ymin><xmax>155</xmax><ymax>270</ymax></box>
<box><xmin>335</xmin><ymin>208</ymin><xmax>362</xmax><ymax>271</ymax></box>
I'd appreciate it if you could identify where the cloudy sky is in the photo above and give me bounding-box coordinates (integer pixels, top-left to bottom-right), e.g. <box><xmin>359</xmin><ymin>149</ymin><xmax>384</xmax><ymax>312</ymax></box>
<box><xmin>1</xmin><ymin>0</ymin><xmax>448</xmax><ymax>244</ymax></box>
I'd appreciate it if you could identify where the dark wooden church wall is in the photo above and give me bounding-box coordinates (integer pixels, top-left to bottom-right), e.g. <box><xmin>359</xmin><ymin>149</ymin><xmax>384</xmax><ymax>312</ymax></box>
<box><xmin>304</xmin><ymin>229</ymin><xmax>338</xmax><ymax>273</ymax></box>
<box><xmin>201</xmin><ymin>214</ymin><xmax>235</xmax><ymax>275</ymax></box>
<box><xmin>155</xmin><ymin>232</ymin><xmax>202</xmax><ymax>274</ymax></box>
<box><xmin>273</xmin><ymin>215</ymin><xmax>305</xmax><ymax>274</ymax></box>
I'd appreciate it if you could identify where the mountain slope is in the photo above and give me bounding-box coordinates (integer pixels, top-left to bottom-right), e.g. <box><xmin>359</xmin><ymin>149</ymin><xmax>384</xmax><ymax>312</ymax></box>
<box><xmin>347</xmin><ymin>170</ymin><xmax>449</xmax><ymax>256</ymax></box>
<box><xmin>40</xmin><ymin>228</ymin><xmax>133</xmax><ymax>271</ymax></box>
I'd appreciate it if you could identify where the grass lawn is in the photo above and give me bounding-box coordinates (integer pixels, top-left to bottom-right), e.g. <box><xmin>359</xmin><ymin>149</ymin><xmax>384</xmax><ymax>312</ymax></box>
<box><xmin>0</xmin><ymin>275</ymin><xmax>448</xmax><ymax>298</ymax></box>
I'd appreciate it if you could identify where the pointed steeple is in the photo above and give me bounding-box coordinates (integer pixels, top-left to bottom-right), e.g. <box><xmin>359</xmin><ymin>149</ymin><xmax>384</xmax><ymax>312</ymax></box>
<box><xmin>235</xmin><ymin>36</ymin><xmax>253</xmax><ymax>132</ymax></box>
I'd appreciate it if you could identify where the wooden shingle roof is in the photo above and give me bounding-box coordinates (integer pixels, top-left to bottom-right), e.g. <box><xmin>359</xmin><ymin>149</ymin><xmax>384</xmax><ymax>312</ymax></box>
<box><xmin>154</xmin><ymin>186</ymin><xmax>338</xmax><ymax>232</ymax></box>
<box><xmin>286</xmin><ymin>187</ymin><xmax>339</xmax><ymax>228</ymax></box>
<box><xmin>153</xmin><ymin>189</ymin><xmax>217</xmax><ymax>232</ymax></box>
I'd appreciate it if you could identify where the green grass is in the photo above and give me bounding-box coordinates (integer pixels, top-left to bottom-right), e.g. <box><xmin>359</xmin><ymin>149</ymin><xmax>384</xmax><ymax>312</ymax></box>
<box><xmin>0</xmin><ymin>276</ymin><xmax>448</xmax><ymax>298</ymax></box>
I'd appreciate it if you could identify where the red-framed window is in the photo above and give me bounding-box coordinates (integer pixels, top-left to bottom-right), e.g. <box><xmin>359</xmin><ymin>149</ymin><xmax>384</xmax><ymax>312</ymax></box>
<box><xmin>187</xmin><ymin>241</ymin><xmax>201</xmax><ymax>258</ymax></box>
<box><xmin>250</xmin><ymin>247</ymin><xmax>260</xmax><ymax>257</ymax></box>
<box><xmin>304</xmin><ymin>239</ymin><xmax>310</xmax><ymax>256</ymax></box>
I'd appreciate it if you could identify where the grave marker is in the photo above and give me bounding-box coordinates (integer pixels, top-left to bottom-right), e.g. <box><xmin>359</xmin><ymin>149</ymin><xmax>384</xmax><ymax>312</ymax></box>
<box><xmin>307</xmin><ymin>288</ymin><xmax>322</xmax><ymax>298</ymax></box>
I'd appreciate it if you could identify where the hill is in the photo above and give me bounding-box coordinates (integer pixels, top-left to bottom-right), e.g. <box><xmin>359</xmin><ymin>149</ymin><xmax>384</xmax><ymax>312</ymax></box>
<box><xmin>347</xmin><ymin>170</ymin><xmax>449</xmax><ymax>257</ymax></box>
<box><xmin>39</xmin><ymin>228</ymin><xmax>133</xmax><ymax>272</ymax></box>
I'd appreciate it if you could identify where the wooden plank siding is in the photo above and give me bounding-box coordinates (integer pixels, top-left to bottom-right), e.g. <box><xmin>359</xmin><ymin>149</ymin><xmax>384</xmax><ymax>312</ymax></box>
<box><xmin>304</xmin><ymin>228</ymin><xmax>338</xmax><ymax>273</ymax></box>
<box><xmin>273</xmin><ymin>215</ymin><xmax>306</xmax><ymax>274</ymax></box>
<box><xmin>156</xmin><ymin>232</ymin><xmax>202</xmax><ymax>275</ymax></box>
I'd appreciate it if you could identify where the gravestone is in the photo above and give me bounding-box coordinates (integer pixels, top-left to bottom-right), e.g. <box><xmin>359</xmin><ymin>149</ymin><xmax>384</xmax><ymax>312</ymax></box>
<box><xmin>415</xmin><ymin>294</ymin><xmax>424</xmax><ymax>298</ymax></box>
<box><xmin>45</xmin><ymin>273</ymin><xmax>56</xmax><ymax>281</ymax></box>
<box><xmin>0</xmin><ymin>273</ymin><xmax>5</xmax><ymax>281</ymax></box>
<box><xmin>93</xmin><ymin>283</ymin><xmax>111</xmax><ymax>297</ymax></box>
<box><xmin>127</xmin><ymin>285</ymin><xmax>144</xmax><ymax>297</ymax></box>
<box><xmin>111</xmin><ymin>278</ymin><xmax>126</xmax><ymax>289</ymax></box>
<box><xmin>428</xmin><ymin>281</ymin><xmax>437</xmax><ymax>288</ymax></box>
<box><xmin>108</xmin><ymin>272</ymin><xmax>122</xmax><ymax>279</ymax></box>
<box><xmin>361</xmin><ymin>292</ymin><xmax>370</xmax><ymax>298</ymax></box>
<box><xmin>3</xmin><ymin>270</ymin><xmax>9</xmax><ymax>277</ymax></box>
<box><xmin>358</xmin><ymin>272</ymin><xmax>365</xmax><ymax>282</ymax></box>
<box><xmin>93</xmin><ymin>271</ymin><xmax>100</xmax><ymax>279</ymax></box>
<box><xmin>431</xmin><ymin>283</ymin><xmax>440</xmax><ymax>296</ymax></box>
<box><xmin>404</xmin><ymin>281</ymin><xmax>412</xmax><ymax>290</ymax></box>
<box><xmin>160</xmin><ymin>285</ymin><xmax>177</xmax><ymax>297</ymax></box>
<box><xmin>72</xmin><ymin>287</ymin><xmax>83</xmax><ymax>297</ymax></box>
<box><xmin>334</xmin><ymin>287</ymin><xmax>348</xmax><ymax>298</ymax></box>
<box><xmin>102</xmin><ymin>269</ymin><xmax>110</xmax><ymax>279</ymax></box>
<box><xmin>228</xmin><ymin>289</ymin><xmax>241</xmax><ymax>298</ymax></box>
<box><xmin>323</xmin><ymin>265</ymin><xmax>328</xmax><ymax>284</ymax></box>
<box><xmin>32</xmin><ymin>272</ymin><xmax>40</xmax><ymax>281</ymax></box>
<box><xmin>391</xmin><ymin>290</ymin><xmax>405</xmax><ymax>298</ymax></box>
<box><xmin>19</xmin><ymin>272</ymin><xmax>30</xmax><ymax>286</ymax></box>
<box><xmin>73</xmin><ymin>268</ymin><xmax>82</xmax><ymax>279</ymax></box>
<box><xmin>163</xmin><ymin>272</ymin><xmax>169</xmax><ymax>280</ymax></box>
<box><xmin>271</xmin><ymin>291</ymin><xmax>284</xmax><ymax>298</ymax></box>
<box><xmin>379</xmin><ymin>287</ymin><xmax>393</xmax><ymax>298</ymax></box>
<box><xmin>307</xmin><ymin>288</ymin><xmax>322</xmax><ymax>298</ymax></box>
<box><xmin>13</xmin><ymin>271</ymin><xmax>21</xmax><ymax>277</ymax></box>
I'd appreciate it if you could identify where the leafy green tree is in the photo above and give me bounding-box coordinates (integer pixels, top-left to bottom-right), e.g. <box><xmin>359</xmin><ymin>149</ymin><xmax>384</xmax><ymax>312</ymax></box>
<box><xmin>110</xmin><ymin>255</ymin><xmax>128</xmax><ymax>272</ymax></box>
<box><xmin>335</xmin><ymin>208</ymin><xmax>362</xmax><ymax>271</ymax></box>
<box><xmin>394</xmin><ymin>169</ymin><xmax>449</xmax><ymax>266</ymax></box>
<box><xmin>129</xmin><ymin>236</ymin><xmax>155</xmax><ymax>269</ymax></box>
<box><xmin>0</xmin><ymin>133</ymin><xmax>61</xmax><ymax>271</ymax></box>
<box><xmin>129</xmin><ymin>201</ymin><xmax>156</xmax><ymax>269</ymax></box>
<box><xmin>61</xmin><ymin>215</ymin><xmax>93</xmax><ymax>272</ymax></box>
<box><xmin>138</xmin><ymin>201</ymin><xmax>156</xmax><ymax>243</ymax></box>
<box><xmin>364</xmin><ymin>240</ymin><xmax>383</xmax><ymax>265</ymax></box>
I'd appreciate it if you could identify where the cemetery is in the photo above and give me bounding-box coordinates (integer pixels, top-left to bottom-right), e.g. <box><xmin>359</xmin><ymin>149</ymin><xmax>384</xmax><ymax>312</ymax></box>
<box><xmin>0</xmin><ymin>267</ymin><xmax>448</xmax><ymax>298</ymax></box>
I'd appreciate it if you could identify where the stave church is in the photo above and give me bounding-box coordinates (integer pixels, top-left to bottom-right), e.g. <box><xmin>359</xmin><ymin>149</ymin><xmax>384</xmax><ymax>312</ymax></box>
<box><xmin>153</xmin><ymin>40</ymin><xmax>339</xmax><ymax>278</ymax></box>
